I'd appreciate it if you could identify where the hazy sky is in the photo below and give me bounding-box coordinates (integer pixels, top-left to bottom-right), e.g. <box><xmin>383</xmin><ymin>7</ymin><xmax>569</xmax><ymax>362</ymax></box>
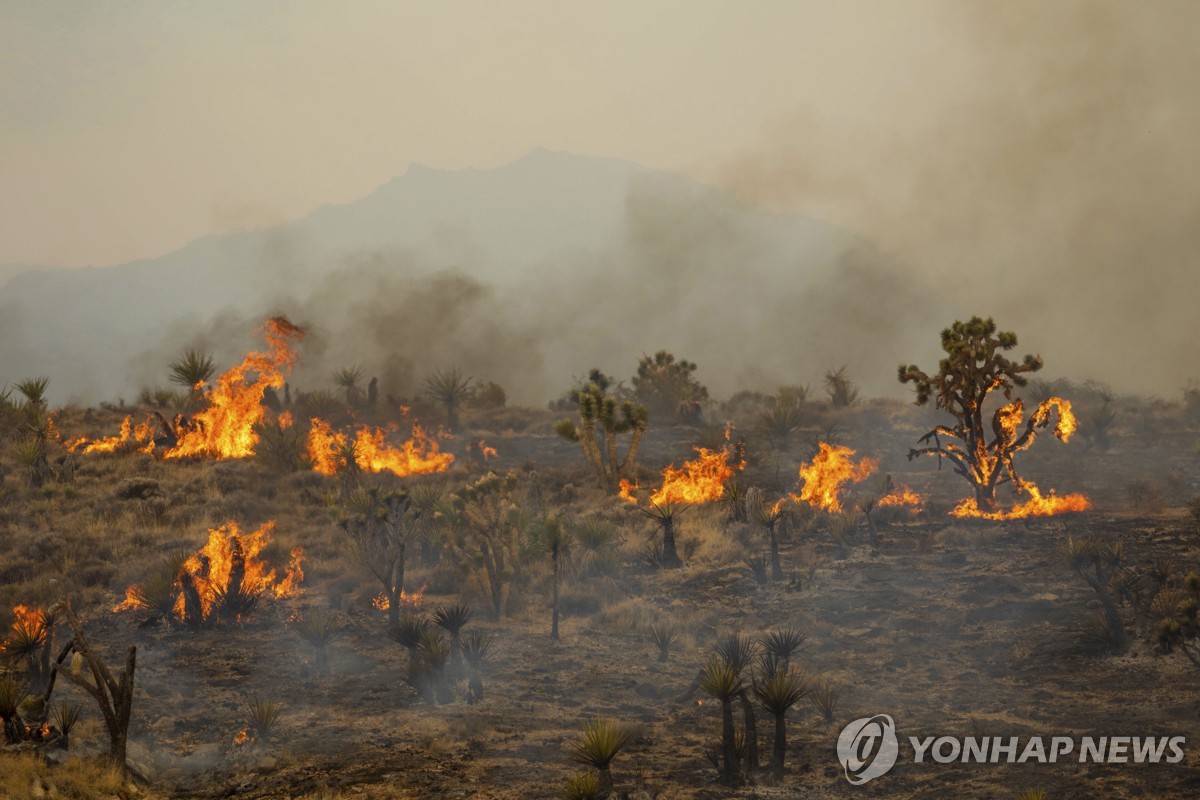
<box><xmin>2</xmin><ymin>1</ymin><xmax>990</xmax><ymax>267</ymax></box>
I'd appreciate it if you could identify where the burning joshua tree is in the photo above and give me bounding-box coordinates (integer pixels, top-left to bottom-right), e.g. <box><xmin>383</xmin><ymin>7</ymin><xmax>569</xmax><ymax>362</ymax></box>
<box><xmin>899</xmin><ymin>317</ymin><xmax>1090</xmax><ymax>518</ymax></box>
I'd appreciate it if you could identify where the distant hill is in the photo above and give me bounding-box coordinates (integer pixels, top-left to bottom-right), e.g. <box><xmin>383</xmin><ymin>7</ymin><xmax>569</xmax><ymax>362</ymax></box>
<box><xmin>0</xmin><ymin>149</ymin><xmax>943</xmax><ymax>405</ymax></box>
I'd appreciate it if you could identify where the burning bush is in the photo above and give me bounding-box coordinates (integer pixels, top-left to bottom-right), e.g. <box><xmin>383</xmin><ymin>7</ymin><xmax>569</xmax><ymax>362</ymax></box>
<box><xmin>114</xmin><ymin>520</ymin><xmax>304</xmax><ymax>628</ymax></box>
<box><xmin>900</xmin><ymin>316</ymin><xmax>1090</xmax><ymax>519</ymax></box>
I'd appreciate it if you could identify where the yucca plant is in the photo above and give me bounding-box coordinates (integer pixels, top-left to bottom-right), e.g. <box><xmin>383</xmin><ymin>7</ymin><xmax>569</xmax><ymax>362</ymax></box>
<box><xmin>389</xmin><ymin>613</ymin><xmax>428</xmax><ymax>674</ymax></box>
<box><xmin>169</xmin><ymin>349</ymin><xmax>216</xmax><ymax>390</ymax></box>
<box><xmin>422</xmin><ymin>367</ymin><xmax>473</xmax><ymax>433</ymax></box>
<box><xmin>245</xmin><ymin>695</ymin><xmax>285</xmax><ymax>744</ymax></box>
<box><xmin>124</xmin><ymin>568</ymin><xmax>182</xmax><ymax>625</ymax></box>
<box><xmin>0</xmin><ymin>674</ymin><xmax>28</xmax><ymax>744</ymax></box>
<box><xmin>570</xmin><ymin>718</ymin><xmax>633</xmax><ymax>798</ymax></box>
<box><xmin>698</xmin><ymin>659</ymin><xmax>743</xmax><ymax>785</ymax></box>
<box><xmin>461</xmin><ymin>632</ymin><xmax>495</xmax><ymax>703</ymax></box>
<box><xmin>560</xmin><ymin>770</ymin><xmax>602</xmax><ymax>800</ymax></box>
<box><xmin>743</xmin><ymin>553</ymin><xmax>769</xmax><ymax>585</ymax></box>
<box><xmin>331</xmin><ymin>366</ymin><xmax>365</xmax><ymax>408</ymax></box>
<box><xmin>53</xmin><ymin>701</ymin><xmax>82</xmax><ymax>749</ymax></box>
<box><xmin>414</xmin><ymin>628</ymin><xmax>452</xmax><ymax>703</ymax></box>
<box><xmin>1062</xmin><ymin>535</ymin><xmax>1127</xmax><ymax>653</ymax></box>
<box><xmin>15</xmin><ymin>376</ymin><xmax>50</xmax><ymax>408</ymax></box>
<box><xmin>2</xmin><ymin>604</ymin><xmax>59</xmax><ymax>696</ymax></box>
<box><xmin>714</xmin><ymin>633</ymin><xmax>756</xmax><ymax>675</ymax></box>
<box><xmin>11</xmin><ymin>436</ymin><xmax>48</xmax><ymax>487</ymax></box>
<box><xmin>433</xmin><ymin>603</ymin><xmax>473</xmax><ymax>666</ymax></box>
<box><xmin>648</xmin><ymin>620</ymin><xmax>679</xmax><ymax>663</ymax></box>
<box><xmin>571</xmin><ymin>518</ymin><xmax>619</xmax><ymax>579</ymax></box>
<box><xmin>809</xmin><ymin>676</ymin><xmax>840</xmax><ymax>723</ymax></box>
<box><xmin>754</xmin><ymin>669</ymin><xmax>812</xmax><ymax>775</ymax></box>
<box><xmin>747</xmin><ymin>488</ymin><xmax>787</xmax><ymax>580</ymax></box>
<box><xmin>294</xmin><ymin>610</ymin><xmax>343</xmax><ymax>673</ymax></box>
<box><xmin>1016</xmin><ymin>790</ymin><xmax>1048</xmax><ymax>800</ymax></box>
<box><xmin>640</xmin><ymin>502</ymin><xmax>686</xmax><ymax>569</ymax></box>
<box><xmin>760</xmin><ymin>628</ymin><xmax>807</xmax><ymax>672</ymax></box>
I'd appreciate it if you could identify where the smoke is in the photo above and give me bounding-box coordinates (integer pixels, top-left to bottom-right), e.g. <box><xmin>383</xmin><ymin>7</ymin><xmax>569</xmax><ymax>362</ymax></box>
<box><xmin>709</xmin><ymin>0</ymin><xmax>1200</xmax><ymax>398</ymax></box>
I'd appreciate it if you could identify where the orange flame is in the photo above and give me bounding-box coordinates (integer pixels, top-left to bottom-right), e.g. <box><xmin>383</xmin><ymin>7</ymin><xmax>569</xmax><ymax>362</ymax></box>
<box><xmin>950</xmin><ymin>482</ymin><xmax>1091</xmax><ymax>520</ymax></box>
<box><xmin>307</xmin><ymin>419</ymin><xmax>455</xmax><ymax>477</ymax></box>
<box><xmin>372</xmin><ymin>583</ymin><xmax>427</xmax><ymax>611</ymax></box>
<box><xmin>234</xmin><ymin>729</ymin><xmax>253</xmax><ymax>747</ymax></box>
<box><xmin>648</xmin><ymin>446</ymin><xmax>740</xmax><ymax>506</ymax></box>
<box><xmin>69</xmin><ymin>415</ymin><xmax>157</xmax><ymax>455</ymax></box>
<box><xmin>617</xmin><ymin>478</ymin><xmax>639</xmax><ymax>504</ymax></box>
<box><xmin>792</xmin><ymin>443</ymin><xmax>877</xmax><ymax>512</ymax></box>
<box><xmin>2</xmin><ymin>604</ymin><xmax>49</xmax><ymax>653</ymax></box>
<box><xmin>878</xmin><ymin>485</ymin><xmax>924</xmax><ymax>511</ymax></box>
<box><xmin>475</xmin><ymin>440</ymin><xmax>498</xmax><ymax>461</ymax></box>
<box><xmin>277</xmin><ymin>410</ymin><xmax>294</xmax><ymax>430</ymax></box>
<box><xmin>164</xmin><ymin>318</ymin><xmax>305</xmax><ymax>459</ymax></box>
<box><xmin>114</xmin><ymin>520</ymin><xmax>304</xmax><ymax>623</ymax></box>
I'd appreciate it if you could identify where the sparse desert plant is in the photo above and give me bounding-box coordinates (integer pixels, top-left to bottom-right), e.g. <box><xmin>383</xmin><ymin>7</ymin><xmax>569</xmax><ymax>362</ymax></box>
<box><xmin>294</xmin><ymin>610</ymin><xmax>343</xmax><ymax>673</ymax></box>
<box><xmin>1016</xmin><ymin>790</ymin><xmax>1048</xmax><ymax>800</ymax></box>
<box><xmin>168</xmin><ymin>349</ymin><xmax>216</xmax><ymax>391</ymax></box>
<box><xmin>829</xmin><ymin>509</ymin><xmax>862</xmax><ymax>557</ymax></box>
<box><xmin>571</xmin><ymin>518</ymin><xmax>620</xmax><ymax>578</ymax></box>
<box><xmin>570</xmin><ymin>717</ymin><xmax>633</xmax><ymax>798</ymax></box>
<box><xmin>555</xmin><ymin>382</ymin><xmax>649</xmax><ymax>494</ymax></box>
<box><xmin>433</xmin><ymin>603</ymin><xmax>473</xmax><ymax>664</ymax></box>
<box><xmin>1143</xmin><ymin>573</ymin><xmax>1200</xmax><ymax>667</ymax></box>
<box><xmin>1062</xmin><ymin>535</ymin><xmax>1127</xmax><ymax>653</ymax></box>
<box><xmin>560</xmin><ymin>770</ymin><xmax>602</xmax><ymax>800</ymax></box>
<box><xmin>809</xmin><ymin>676</ymin><xmax>840</xmax><ymax>723</ymax></box>
<box><xmin>648</xmin><ymin>619</ymin><xmax>679</xmax><ymax>663</ymax></box>
<box><xmin>899</xmin><ymin>317</ymin><xmax>1080</xmax><ymax>514</ymax></box>
<box><xmin>824</xmin><ymin>366</ymin><xmax>860</xmax><ymax>408</ymax></box>
<box><xmin>632</xmin><ymin>350</ymin><xmax>708</xmax><ymax>423</ymax></box>
<box><xmin>757</xmin><ymin>401</ymin><xmax>806</xmax><ymax>454</ymax></box>
<box><xmin>1</xmin><ymin>605</ymin><xmax>60</xmax><ymax>698</ymax></box>
<box><xmin>15</xmin><ymin>376</ymin><xmax>50</xmax><ymax>409</ymax></box>
<box><xmin>698</xmin><ymin>659</ymin><xmax>744</xmax><ymax>785</ymax></box>
<box><xmin>422</xmin><ymin>366</ymin><xmax>473</xmax><ymax>433</ymax></box>
<box><xmin>412</xmin><ymin>628</ymin><xmax>453</xmax><ymax>704</ymax></box>
<box><xmin>0</xmin><ymin>674</ymin><xmax>28</xmax><ymax>744</ymax></box>
<box><xmin>743</xmin><ymin>553</ymin><xmax>769</xmax><ymax>584</ymax></box>
<box><xmin>256</xmin><ymin>418</ymin><xmax>310</xmax><ymax>472</ymax></box>
<box><xmin>1126</xmin><ymin>479</ymin><xmax>1165</xmax><ymax>513</ymax></box>
<box><xmin>753</xmin><ymin>668</ymin><xmax>812</xmax><ymax>775</ymax></box>
<box><xmin>245</xmin><ymin>695</ymin><xmax>285</xmax><ymax>743</ymax></box>
<box><xmin>461</xmin><ymin>632</ymin><xmax>494</xmax><ymax>703</ymax></box>
<box><xmin>331</xmin><ymin>365</ymin><xmax>365</xmax><ymax>408</ymax></box>
<box><xmin>389</xmin><ymin>613</ymin><xmax>429</xmax><ymax>674</ymax></box>
<box><xmin>53</xmin><ymin>701</ymin><xmax>82</xmax><ymax>749</ymax></box>
<box><xmin>532</xmin><ymin>515</ymin><xmax>571</xmax><ymax>640</ymax></box>
<box><xmin>449</xmin><ymin>471</ymin><xmax>525</xmax><ymax>618</ymax></box>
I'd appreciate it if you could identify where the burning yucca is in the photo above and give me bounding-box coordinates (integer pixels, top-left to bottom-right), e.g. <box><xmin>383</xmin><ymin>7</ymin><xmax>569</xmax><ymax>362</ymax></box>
<box><xmin>115</xmin><ymin>520</ymin><xmax>304</xmax><ymax>627</ymax></box>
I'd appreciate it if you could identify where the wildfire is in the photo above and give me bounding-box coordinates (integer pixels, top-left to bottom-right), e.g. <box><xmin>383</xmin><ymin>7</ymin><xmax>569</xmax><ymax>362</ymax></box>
<box><xmin>233</xmin><ymin>729</ymin><xmax>254</xmax><ymax>747</ymax></box>
<box><xmin>164</xmin><ymin>317</ymin><xmax>305</xmax><ymax>460</ymax></box>
<box><xmin>372</xmin><ymin>584</ymin><xmax>426</xmax><ymax>611</ymax></box>
<box><xmin>617</xmin><ymin>478</ymin><xmax>639</xmax><ymax>504</ymax></box>
<box><xmin>793</xmin><ymin>443</ymin><xmax>878</xmax><ymax>513</ymax></box>
<box><xmin>647</xmin><ymin>446</ymin><xmax>742</xmax><ymax>506</ymax></box>
<box><xmin>877</xmin><ymin>484</ymin><xmax>924</xmax><ymax>511</ymax></box>
<box><xmin>68</xmin><ymin>414</ymin><xmax>156</xmax><ymax>455</ymax></box>
<box><xmin>950</xmin><ymin>481</ymin><xmax>1092</xmax><ymax>520</ymax></box>
<box><xmin>114</xmin><ymin>520</ymin><xmax>304</xmax><ymax>624</ymax></box>
<box><xmin>2</xmin><ymin>604</ymin><xmax>49</xmax><ymax>651</ymax></box>
<box><xmin>307</xmin><ymin>419</ymin><xmax>455</xmax><ymax>477</ymax></box>
<box><xmin>470</xmin><ymin>440</ymin><xmax>498</xmax><ymax>461</ymax></box>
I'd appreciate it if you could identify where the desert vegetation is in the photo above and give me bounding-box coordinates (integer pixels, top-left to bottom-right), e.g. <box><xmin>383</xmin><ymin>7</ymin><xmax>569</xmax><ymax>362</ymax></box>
<box><xmin>0</xmin><ymin>315</ymin><xmax>1197</xmax><ymax>798</ymax></box>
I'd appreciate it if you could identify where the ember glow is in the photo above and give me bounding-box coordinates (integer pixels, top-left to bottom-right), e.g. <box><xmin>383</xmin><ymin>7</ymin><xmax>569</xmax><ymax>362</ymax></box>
<box><xmin>307</xmin><ymin>419</ymin><xmax>455</xmax><ymax>477</ymax></box>
<box><xmin>793</xmin><ymin>443</ymin><xmax>878</xmax><ymax>512</ymax></box>
<box><xmin>950</xmin><ymin>481</ymin><xmax>1092</xmax><ymax>520</ymax></box>
<box><xmin>1</xmin><ymin>604</ymin><xmax>49</xmax><ymax>651</ymax></box>
<box><xmin>647</xmin><ymin>446</ymin><xmax>741</xmax><ymax>506</ymax></box>
<box><xmin>115</xmin><ymin>520</ymin><xmax>304</xmax><ymax>623</ymax></box>
<box><xmin>68</xmin><ymin>414</ymin><xmax>156</xmax><ymax>455</ymax></box>
<box><xmin>164</xmin><ymin>317</ymin><xmax>305</xmax><ymax>460</ymax></box>
<box><xmin>877</xmin><ymin>484</ymin><xmax>924</xmax><ymax>511</ymax></box>
<box><xmin>617</xmin><ymin>478</ymin><xmax>639</xmax><ymax>504</ymax></box>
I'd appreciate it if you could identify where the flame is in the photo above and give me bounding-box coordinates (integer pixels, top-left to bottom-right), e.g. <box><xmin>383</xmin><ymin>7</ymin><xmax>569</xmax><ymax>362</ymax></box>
<box><xmin>69</xmin><ymin>414</ymin><xmax>157</xmax><ymax>455</ymax></box>
<box><xmin>2</xmin><ymin>604</ymin><xmax>49</xmax><ymax>652</ymax></box>
<box><xmin>114</xmin><ymin>520</ymin><xmax>304</xmax><ymax>623</ymax></box>
<box><xmin>234</xmin><ymin>729</ymin><xmax>253</xmax><ymax>747</ymax></box>
<box><xmin>648</xmin><ymin>446</ymin><xmax>741</xmax><ymax>506</ymax></box>
<box><xmin>164</xmin><ymin>317</ymin><xmax>305</xmax><ymax>459</ymax></box>
<box><xmin>307</xmin><ymin>419</ymin><xmax>455</xmax><ymax>477</ymax></box>
<box><xmin>878</xmin><ymin>485</ymin><xmax>924</xmax><ymax>511</ymax></box>
<box><xmin>475</xmin><ymin>440</ymin><xmax>498</xmax><ymax>461</ymax></box>
<box><xmin>792</xmin><ymin>443</ymin><xmax>877</xmax><ymax>512</ymax></box>
<box><xmin>372</xmin><ymin>583</ymin><xmax>427</xmax><ymax>611</ymax></box>
<box><xmin>617</xmin><ymin>478</ymin><xmax>639</xmax><ymax>504</ymax></box>
<box><xmin>950</xmin><ymin>481</ymin><xmax>1091</xmax><ymax>520</ymax></box>
<box><xmin>278</xmin><ymin>410</ymin><xmax>293</xmax><ymax>430</ymax></box>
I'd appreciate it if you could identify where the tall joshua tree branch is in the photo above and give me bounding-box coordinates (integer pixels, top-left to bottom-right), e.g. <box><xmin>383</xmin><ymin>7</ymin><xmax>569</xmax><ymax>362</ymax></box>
<box><xmin>556</xmin><ymin>383</ymin><xmax>648</xmax><ymax>494</ymax></box>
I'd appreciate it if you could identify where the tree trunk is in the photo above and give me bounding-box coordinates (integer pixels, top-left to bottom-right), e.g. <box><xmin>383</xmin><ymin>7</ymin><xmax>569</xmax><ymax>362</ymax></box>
<box><xmin>661</xmin><ymin>517</ymin><xmax>682</xmax><ymax>569</ymax></box>
<box><xmin>772</xmin><ymin>711</ymin><xmax>787</xmax><ymax>775</ymax></box>
<box><xmin>551</xmin><ymin>545</ymin><xmax>561</xmax><ymax>640</ymax></box>
<box><xmin>720</xmin><ymin>698</ymin><xmax>740</xmax><ymax>785</ymax></box>
<box><xmin>598</xmin><ymin>765</ymin><xmax>615</xmax><ymax>798</ymax></box>
<box><xmin>769</xmin><ymin>526</ymin><xmax>783</xmax><ymax>581</ymax></box>
<box><xmin>739</xmin><ymin>692</ymin><xmax>759</xmax><ymax>772</ymax></box>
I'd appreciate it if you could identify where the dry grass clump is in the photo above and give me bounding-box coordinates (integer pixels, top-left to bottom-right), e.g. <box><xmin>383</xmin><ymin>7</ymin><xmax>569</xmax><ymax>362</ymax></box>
<box><xmin>0</xmin><ymin>751</ymin><xmax>130</xmax><ymax>799</ymax></box>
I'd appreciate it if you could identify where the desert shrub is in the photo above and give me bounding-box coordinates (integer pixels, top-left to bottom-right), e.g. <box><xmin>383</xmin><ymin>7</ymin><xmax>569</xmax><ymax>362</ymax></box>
<box><xmin>632</xmin><ymin>350</ymin><xmax>708</xmax><ymax>424</ymax></box>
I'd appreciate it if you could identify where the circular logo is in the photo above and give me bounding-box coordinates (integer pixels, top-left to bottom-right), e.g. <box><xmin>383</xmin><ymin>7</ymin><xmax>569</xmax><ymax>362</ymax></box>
<box><xmin>837</xmin><ymin>714</ymin><xmax>899</xmax><ymax>785</ymax></box>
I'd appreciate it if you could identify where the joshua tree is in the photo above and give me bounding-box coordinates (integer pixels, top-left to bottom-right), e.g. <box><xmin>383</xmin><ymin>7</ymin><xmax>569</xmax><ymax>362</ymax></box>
<box><xmin>570</xmin><ymin>717</ymin><xmax>633</xmax><ymax>799</ymax></box>
<box><xmin>747</xmin><ymin>488</ymin><xmax>786</xmax><ymax>581</ymax></box>
<box><xmin>632</xmin><ymin>350</ymin><xmax>708</xmax><ymax>423</ymax></box>
<box><xmin>555</xmin><ymin>382</ymin><xmax>649</xmax><ymax>494</ymax></box>
<box><xmin>699</xmin><ymin>658</ymin><xmax>744</xmax><ymax>785</ymax></box>
<box><xmin>640</xmin><ymin>502</ymin><xmax>685</xmax><ymax>569</ymax></box>
<box><xmin>1144</xmin><ymin>572</ymin><xmax>1200</xmax><ymax>668</ymax></box>
<box><xmin>535</xmin><ymin>516</ymin><xmax>571</xmax><ymax>640</ymax></box>
<box><xmin>451</xmin><ymin>472</ymin><xmax>526</xmax><ymax>618</ymax></box>
<box><xmin>168</xmin><ymin>349</ymin><xmax>216</xmax><ymax>398</ymax></box>
<box><xmin>422</xmin><ymin>366</ymin><xmax>473</xmax><ymax>433</ymax></box>
<box><xmin>342</xmin><ymin>489</ymin><xmax>416</xmax><ymax>628</ymax></box>
<box><xmin>824</xmin><ymin>367</ymin><xmax>860</xmax><ymax>408</ymax></box>
<box><xmin>1063</xmin><ymin>535</ymin><xmax>1127</xmax><ymax>653</ymax></box>
<box><xmin>331</xmin><ymin>366</ymin><xmax>365</xmax><ymax>408</ymax></box>
<box><xmin>49</xmin><ymin>600</ymin><xmax>137</xmax><ymax>769</ymax></box>
<box><xmin>753</xmin><ymin>669</ymin><xmax>812</xmax><ymax>776</ymax></box>
<box><xmin>899</xmin><ymin>317</ymin><xmax>1077</xmax><ymax>513</ymax></box>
